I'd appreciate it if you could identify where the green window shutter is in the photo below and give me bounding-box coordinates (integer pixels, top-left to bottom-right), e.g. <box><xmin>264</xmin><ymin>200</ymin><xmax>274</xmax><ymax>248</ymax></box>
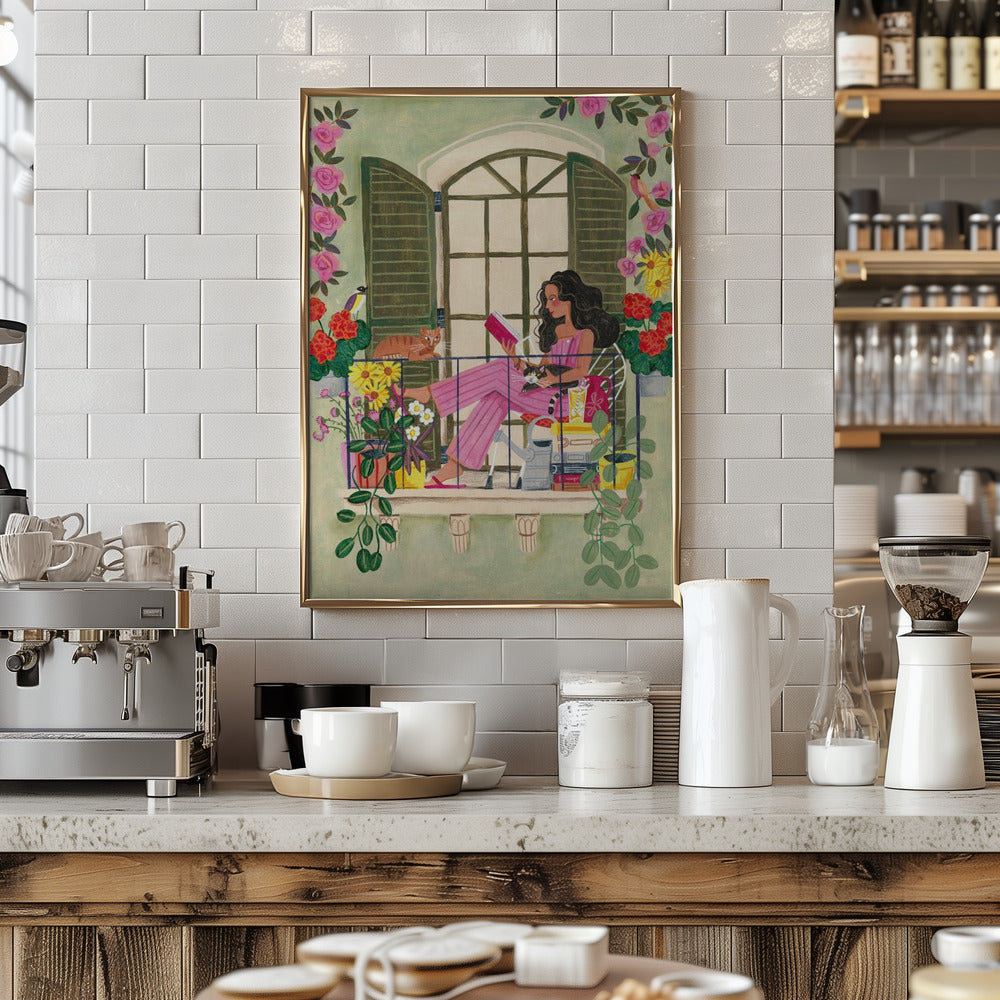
<box><xmin>361</xmin><ymin>157</ymin><xmax>437</xmax><ymax>343</ymax></box>
<box><xmin>567</xmin><ymin>152</ymin><xmax>626</xmax><ymax>317</ymax></box>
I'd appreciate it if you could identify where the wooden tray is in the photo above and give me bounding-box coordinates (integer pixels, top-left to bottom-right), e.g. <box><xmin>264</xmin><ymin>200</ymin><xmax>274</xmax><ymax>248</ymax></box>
<box><xmin>270</xmin><ymin>768</ymin><xmax>463</xmax><ymax>801</ymax></box>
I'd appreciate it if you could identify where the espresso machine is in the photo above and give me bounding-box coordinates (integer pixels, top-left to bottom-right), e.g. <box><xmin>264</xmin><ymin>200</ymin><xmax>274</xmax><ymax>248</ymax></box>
<box><xmin>0</xmin><ymin>567</ymin><xmax>219</xmax><ymax>796</ymax></box>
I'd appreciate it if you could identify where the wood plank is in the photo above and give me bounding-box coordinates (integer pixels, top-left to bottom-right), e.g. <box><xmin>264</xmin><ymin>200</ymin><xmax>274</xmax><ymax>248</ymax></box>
<box><xmin>13</xmin><ymin>926</ymin><xmax>95</xmax><ymax>1000</ymax></box>
<box><xmin>660</xmin><ymin>927</ymin><xmax>731</xmax><ymax>972</ymax></box>
<box><xmin>187</xmin><ymin>926</ymin><xmax>295</xmax><ymax>998</ymax></box>
<box><xmin>608</xmin><ymin>926</ymin><xmax>661</xmax><ymax>958</ymax></box>
<box><xmin>96</xmin><ymin>926</ymin><xmax>182</xmax><ymax>1000</ymax></box>
<box><xmin>908</xmin><ymin>926</ymin><xmax>934</xmax><ymax>977</ymax></box>
<box><xmin>0</xmin><ymin>927</ymin><xmax>12</xmax><ymax>1000</ymax></box>
<box><xmin>812</xmin><ymin>926</ymin><xmax>908</xmax><ymax>1000</ymax></box>
<box><xmin>733</xmin><ymin>926</ymin><xmax>809</xmax><ymax>1000</ymax></box>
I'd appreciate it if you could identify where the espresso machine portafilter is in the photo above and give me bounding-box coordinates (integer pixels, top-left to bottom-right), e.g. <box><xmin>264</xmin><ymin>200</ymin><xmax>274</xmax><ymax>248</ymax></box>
<box><xmin>0</xmin><ymin>567</ymin><xmax>220</xmax><ymax>797</ymax></box>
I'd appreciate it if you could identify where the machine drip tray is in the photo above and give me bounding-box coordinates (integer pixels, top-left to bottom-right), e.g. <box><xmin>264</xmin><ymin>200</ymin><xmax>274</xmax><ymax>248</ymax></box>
<box><xmin>0</xmin><ymin>729</ymin><xmax>198</xmax><ymax>739</ymax></box>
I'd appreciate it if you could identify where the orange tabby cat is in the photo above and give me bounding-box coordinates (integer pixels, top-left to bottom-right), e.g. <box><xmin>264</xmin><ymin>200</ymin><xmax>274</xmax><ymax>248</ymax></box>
<box><xmin>372</xmin><ymin>327</ymin><xmax>442</xmax><ymax>360</ymax></box>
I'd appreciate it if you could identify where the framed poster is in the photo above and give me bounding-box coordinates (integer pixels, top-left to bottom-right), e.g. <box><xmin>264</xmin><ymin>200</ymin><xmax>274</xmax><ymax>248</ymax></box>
<box><xmin>300</xmin><ymin>88</ymin><xmax>680</xmax><ymax>607</ymax></box>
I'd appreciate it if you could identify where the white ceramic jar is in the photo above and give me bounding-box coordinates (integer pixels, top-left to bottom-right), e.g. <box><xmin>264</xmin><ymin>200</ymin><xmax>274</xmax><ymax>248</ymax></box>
<box><xmin>557</xmin><ymin>671</ymin><xmax>652</xmax><ymax>788</ymax></box>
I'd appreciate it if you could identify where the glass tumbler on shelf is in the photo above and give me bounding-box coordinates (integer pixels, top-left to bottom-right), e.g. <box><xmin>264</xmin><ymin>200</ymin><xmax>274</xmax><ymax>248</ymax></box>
<box><xmin>936</xmin><ymin>324</ymin><xmax>967</xmax><ymax>424</ymax></box>
<box><xmin>862</xmin><ymin>321</ymin><xmax>893</xmax><ymax>425</ymax></box>
<box><xmin>979</xmin><ymin>323</ymin><xmax>1000</xmax><ymax>424</ymax></box>
<box><xmin>835</xmin><ymin>322</ymin><xmax>855</xmax><ymax>425</ymax></box>
<box><xmin>806</xmin><ymin>605</ymin><xmax>880</xmax><ymax>786</ymax></box>
<box><xmin>901</xmin><ymin>324</ymin><xmax>931</xmax><ymax>424</ymax></box>
<box><xmin>853</xmin><ymin>329</ymin><xmax>873</xmax><ymax>425</ymax></box>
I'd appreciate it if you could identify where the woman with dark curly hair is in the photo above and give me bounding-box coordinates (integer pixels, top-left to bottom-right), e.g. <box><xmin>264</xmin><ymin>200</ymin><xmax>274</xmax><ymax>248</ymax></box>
<box><xmin>406</xmin><ymin>270</ymin><xmax>620</xmax><ymax>486</ymax></box>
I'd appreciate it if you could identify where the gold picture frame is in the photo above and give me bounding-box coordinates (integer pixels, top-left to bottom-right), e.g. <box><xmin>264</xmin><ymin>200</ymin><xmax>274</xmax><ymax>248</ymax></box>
<box><xmin>300</xmin><ymin>87</ymin><xmax>681</xmax><ymax>608</ymax></box>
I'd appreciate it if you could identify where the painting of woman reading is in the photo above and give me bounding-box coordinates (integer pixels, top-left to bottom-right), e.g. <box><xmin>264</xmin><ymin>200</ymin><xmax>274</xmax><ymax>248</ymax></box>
<box><xmin>302</xmin><ymin>88</ymin><xmax>679</xmax><ymax>606</ymax></box>
<box><xmin>406</xmin><ymin>270</ymin><xmax>619</xmax><ymax>486</ymax></box>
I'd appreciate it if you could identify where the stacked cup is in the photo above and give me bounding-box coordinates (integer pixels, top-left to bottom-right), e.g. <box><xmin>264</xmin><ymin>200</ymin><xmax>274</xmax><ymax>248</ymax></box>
<box><xmin>2</xmin><ymin>510</ymin><xmax>89</xmax><ymax>582</ymax></box>
<box><xmin>106</xmin><ymin>520</ymin><xmax>185</xmax><ymax>582</ymax></box>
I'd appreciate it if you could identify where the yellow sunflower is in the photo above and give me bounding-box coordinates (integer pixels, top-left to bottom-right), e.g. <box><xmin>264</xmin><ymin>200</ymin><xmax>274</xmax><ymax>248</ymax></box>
<box><xmin>374</xmin><ymin>360</ymin><xmax>401</xmax><ymax>385</ymax></box>
<box><xmin>643</xmin><ymin>251</ymin><xmax>673</xmax><ymax>301</ymax></box>
<box><xmin>348</xmin><ymin>360</ymin><xmax>382</xmax><ymax>394</ymax></box>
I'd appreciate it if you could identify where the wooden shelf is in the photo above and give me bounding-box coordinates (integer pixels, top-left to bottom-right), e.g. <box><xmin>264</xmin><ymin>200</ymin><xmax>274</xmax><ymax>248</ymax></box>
<box><xmin>836</xmin><ymin>250</ymin><xmax>1000</xmax><ymax>283</ymax></box>
<box><xmin>835</xmin><ymin>307</ymin><xmax>1000</xmax><ymax>321</ymax></box>
<box><xmin>836</xmin><ymin>88</ymin><xmax>1000</xmax><ymax>141</ymax></box>
<box><xmin>835</xmin><ymin>423</ymin><xmax>1000</xmax><ymax>449</ymax></box>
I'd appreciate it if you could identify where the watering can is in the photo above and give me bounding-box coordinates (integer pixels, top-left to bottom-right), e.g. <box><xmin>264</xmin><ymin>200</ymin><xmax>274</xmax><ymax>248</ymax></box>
<box><xmin>489</xmin><ymin>417</ymin><xmax>553</xmax><ymax>491</ymax></box>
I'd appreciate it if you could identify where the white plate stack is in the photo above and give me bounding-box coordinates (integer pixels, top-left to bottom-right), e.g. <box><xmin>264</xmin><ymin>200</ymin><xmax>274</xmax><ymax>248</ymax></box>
<box><xmin>834</xmin><ymin>484</ymin><xmax>879</xmax><ymax>557</ymax></box>
<box><xmin>650</xmin><ymin>687</ymin><xmax>680</xmax><ymax>783</ymax></box>
<box><xmin>894</xmin><ymin>493</ymin><xmax>967</xmax><ymax>536</ymax></box>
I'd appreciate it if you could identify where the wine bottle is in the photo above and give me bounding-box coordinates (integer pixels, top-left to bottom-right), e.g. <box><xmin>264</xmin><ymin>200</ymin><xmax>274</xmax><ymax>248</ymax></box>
<box><xmin>984</xmin><ymin>0</ymin><xmax>1000</xmax><ymax>88</ymax></box>
<box><xmin>917</xmin><ymin>0</ymin><xmax>948</xmax><ymax>86</ymax></box>
<box><xmin>880</xmin><ymin>0</ymin><xmax>917</xmax><ymax>84</ymax></box>
<box><xmin>948</xmin><ymin>0</ymin><xmax>981</xmax><ymax>88</ymax></box>
<box><xmin>837</xmin><ymin>0</ymin><xmax>882</xmax><ymax>87</ymax></box>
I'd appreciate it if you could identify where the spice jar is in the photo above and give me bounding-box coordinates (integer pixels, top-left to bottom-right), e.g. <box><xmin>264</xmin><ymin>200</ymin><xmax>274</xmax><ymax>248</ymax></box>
<box><xmin>899</xmin><ymin>284</ymin><xmax>923</xmax><ymax>307</ymax></box>
<box><xmin>950</xmin><ymin>284</ymin><xmax>973</xmax><ymax>308</ymax></box>
<box><xmin>920</xmin><ymin>212</ymin><xmax>945</xmax><ymax>250</ymax></box>
<box><xmin>872</xmin><ymin>213</ymin><xmax>895</xmax><ymax>250</ymax></box>
<box><xmin>976</xmin><ymin>284</ymin><xmax>999</xmax><ymax>308</ymax></box>
<box><xmin>969</xmin><ymin>213</ymin><xmax>994</xmax><ymax>251</ymax></box>
<box><xmin>558</xmin><ymin>671</ymin><xmax>652</xmax><ymax>788</ymax></box>
<box><xmin>924</xmin><ymin>284</ymin><xmax>948</xmax><ymax>308</ymax></box>
<box><xmin>896</xmin><ymin>213</ymin><xmax>919</xmax><ymax>250</ymax></box>
<box><xmin>847</xmin><ymin>212</ymin><xmax>872</xmax><ymax>251</ymax></box>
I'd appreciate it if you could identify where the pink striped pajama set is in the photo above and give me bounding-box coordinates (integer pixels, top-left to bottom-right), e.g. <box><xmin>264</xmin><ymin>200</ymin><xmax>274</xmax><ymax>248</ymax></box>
<box><xmin>429</xmin><ymin>332</ymin><xmax>583</xmax><ymax>471</ymax></box>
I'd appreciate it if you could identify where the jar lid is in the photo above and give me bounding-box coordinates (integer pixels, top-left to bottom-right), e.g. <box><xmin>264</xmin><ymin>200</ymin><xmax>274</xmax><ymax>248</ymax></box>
<box><xmin>921</xmin><ymin>213</ymin><xmax>943</xmax><ymax>222</ymax></box>
<box><xmin>896</xmin><ymin>213</ymin><xmax>918</xmax><ymax>222</ymax></box>
<box><xmin>910</xmin><ymin>964</ymin><xmax>1000</xmax><ymax>999</ymax></box>
<box><xmin>872</xmin><ymin>213</ymin><xmax>893</xmax><ymax>223</ymax></box>
<box><xmin>559</xmin><ymin>670</ymin><xmax>650</xmax><ymax>698</ymax></box>
<box><xmin>970</xmin><ymin>213</ymin><xmax>991</xmax><ymax>223</ymax></box>
<box><xmin>847</xmin><ymin>212</ymin><xmax>870</xmax><ymax>222</ymax></box>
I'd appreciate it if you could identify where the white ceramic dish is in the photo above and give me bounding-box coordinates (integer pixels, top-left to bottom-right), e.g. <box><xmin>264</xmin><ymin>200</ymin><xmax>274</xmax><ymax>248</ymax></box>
<box><xmin>932</xmin><ymin>926</ymin><xmax>1000</xmax><ymax>968</ymax></box>
<box><xmin>513</xmin><ymin>924</ymin><xmax>610</xmax><ymax>988</ymax></box>
<box><xmin>461</xmin><ymin>757</ymin><xmax>506</xmax><ymax>790</ymax></box>
<box><xmin>445</xmin><ymin>920</ymin><xmax>533</xmax><ymax>972</ymax></box>
<box><xmin>212</xmin><ymin>963</ymin><xmax>341</xmax><ymax>999</ymax></box>
<box><xmin>297</xmin><ymin>930</ymin><xmax>391</xmax><ymax>976</ymax></box>
<box><xmin>650</xmin><ymin>970</ymin><xmax>762</xmax><ymax>999</ymax></box>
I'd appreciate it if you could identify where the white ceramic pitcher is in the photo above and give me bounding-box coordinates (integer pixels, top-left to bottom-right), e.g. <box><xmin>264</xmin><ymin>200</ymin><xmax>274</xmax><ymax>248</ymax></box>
<box><xmin>678</xmin><ymin>579</ymin><xmax>799</xmax><ymax>788</ymax></box>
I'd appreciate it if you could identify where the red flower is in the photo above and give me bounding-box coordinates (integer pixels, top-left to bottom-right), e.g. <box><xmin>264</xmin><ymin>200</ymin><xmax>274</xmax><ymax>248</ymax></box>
<box><xmin>310</xmin><ymin>331</ymin><xmax>338</xmax><ymax>364</ymax></box>
<box><xmin>623</xmin><ymin>293</ymin><xmax>653</xmax><ymax>321</ymax></box>
<box><xmin>328</xmin><ymin>309</ymin><xmax>358</xmax><ymax>341</ymax></box>
<box><xmin>655</xmin><ymin>312</ymin><xmax>673</xmax><ymax>339</ymax></box>
<box><xmin>309</xmin><ymin>297</ymin><xmax>326</xmax><ymax>323</ymax></box>
<box><xmin>639</xmin><ymin>327</ymin><xmax>668</xmax><ymax>357</ymax></box>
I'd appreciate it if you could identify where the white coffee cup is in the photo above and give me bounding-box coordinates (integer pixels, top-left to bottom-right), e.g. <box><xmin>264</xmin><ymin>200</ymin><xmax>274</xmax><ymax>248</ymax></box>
<box><xmin>40</xmin><ymin>511</ymin><xmax>84</xmax><ymax>540</ymax></box>
<box><xmin>5</xmin><ymin>513</ymin><xmax>43</xmax><ymax>534</ymax></box>
<box><xmin>46</xmin><ymin>541</ymin><xmax>102</xmax><ymax>583</ymax></box>
<box><xmin>123</xmin><ymin>544</ymin><xmax>174</xmax><ymax>582</ymax></box>
<box><xmin>379</xmin><ymin>700</ymin><xmax>476</xmax><ymax>775</ymax></box>
<box><xmin>0</xmin><ymin>531</ymin><xmax>75</xmax><ymax>582</ymax></box>
<box><xmin>290</xmin><ymin>707</ymin><xmax>398</xmax><ymax>779</ymax></box>
<box><xmin>94</xmin><ymin>543</ymin><xmax>126</xmax><ymax>580</ymax></box>
<box><xmin>108</xmin><ymin>520</ymin><xmax>185</xmax><ymax>551</ymax></box>
<box><xmin>6</xmin><ymin>511</ymin><xmax>84</xmax><ymax>540</ymax></box>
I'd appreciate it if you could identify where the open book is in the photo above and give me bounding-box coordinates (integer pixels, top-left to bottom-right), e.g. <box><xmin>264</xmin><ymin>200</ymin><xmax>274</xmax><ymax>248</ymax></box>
<box><xmin>484</xmin><ymin>311</ymin><xmax>524</xmax><ymax>355</ymax></box>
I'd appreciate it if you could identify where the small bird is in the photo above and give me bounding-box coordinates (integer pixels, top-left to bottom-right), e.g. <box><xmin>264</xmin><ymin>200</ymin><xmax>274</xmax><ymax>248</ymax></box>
<box><xmin>630</xmin><ymin>175</ymin><xmax>658</xmax><ymax>212</ymax></box>
<box><xmin>343</xmin><ymin>286</ymin><xmax>367</xmax><ymax>318</ymax></box>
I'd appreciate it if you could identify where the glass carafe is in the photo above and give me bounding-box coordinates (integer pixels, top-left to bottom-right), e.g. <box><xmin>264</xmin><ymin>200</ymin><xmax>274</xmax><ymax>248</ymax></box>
<box><xmin>806</xmin><ymin>605</ymin><xmax>880</xmax><ymax>785</ymax></box>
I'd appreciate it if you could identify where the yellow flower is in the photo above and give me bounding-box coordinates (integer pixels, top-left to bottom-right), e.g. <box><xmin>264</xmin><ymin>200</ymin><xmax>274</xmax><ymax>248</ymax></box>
<box><xmin>348</xmin><ymin>360</ymin><xmax>381</xmax><ymax>394</ymax></box>
<box><xmin>363</xmin><ymin>385</ymin><xmax>390</xmax><ymax>410</ymax></box>
<box><xmin>643</xmin><ymin>251</ymin><xmax>673</xmax><ymax>301</ymax></box>
<box><xmin>375</xmin><ymin>360</ymin><xmax>401</xmax><ymax>384</ymax></box>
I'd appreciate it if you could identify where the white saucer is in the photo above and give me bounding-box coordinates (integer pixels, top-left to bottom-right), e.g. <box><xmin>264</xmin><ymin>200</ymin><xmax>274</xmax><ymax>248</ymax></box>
<box><xmin>462</xmin><ymin>757</ymin><xmax>506</xmax><ymax>790</ymax></box>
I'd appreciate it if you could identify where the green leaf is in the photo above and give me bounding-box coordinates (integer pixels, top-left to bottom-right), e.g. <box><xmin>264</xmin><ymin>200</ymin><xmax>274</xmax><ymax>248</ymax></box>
<box><xmin>648</xmin><ymin>158</ymin><xmax>657</xmax><ymax>177</ymax></box>
<box><xmin>628</xmin><ymin>524</ymin><xmax>644</xmax><ymax>545</ymax></box>
<box><xmin>342</xmin><ymin>107</ymin><xmax>357</xmax><ymax>118</ymax></box>
<box><xmin>383</xmin><ymin>474</ymin><xmax>397</xmax><ymax>495</ymax></box>
<box><xmin>611</xmin><ymin>104</ymin><xmax>623</xmax><ymax>123</ymax></box>
<box><xmin>347</xmin><ymin>490</ymin><xmax>371</xmax><ymax>504</ymax></box>
<box><xmin>356</xmin><ymin>548</ymin><xmax>369</xmax><ymax>573</ymax></box>
<box><xmin>665</xmin><ymin>149</ymin><xmax>672</xmax><ymax>164</ymax></box>
<box><xmin>314</xmin><ymin>108</ymin><xmax>323</xmax><ymax>122</ymax></box>
<box><xmin>544</xmin><ymin>96</ymin><xmax>563</xmax><ymax>106</ymax></box>
<box><xmin>379</xmin><ymin>408</ymin><xmax>393</xmax><ymax>431</ymax></box>
<box><xmin>360</xmin><ymin>456</ymin><xmax>375</xmax><ymax>478</ymax></box>
<box><xmin>625</xmin><ymin>416</ymin><xmax>638</xmax><ymax>439</ymax></box>
<box><xmin>625</xmin><ymin>565</ymin><xmax>640</xmax><ymax>589</ymax></box>
<box><xmin>334</xmin><ymin>100</ymin><xmax>342</xmax><ymax>117</ymax></box>
<box><xmin>637</xmin><ymin>437</ymin><xmax>656</xmax><ymax>453</ymax></box>
<box><xmin>336</xmin><ymin>509</ymin><xmax>356</xmax><ymax>523</ymax></box>
<box><xmin>540</xmin><ymin>107</ymin><xmax>558</xmax><ymax>118</ymax></box>
<box><xmin>335</xmin><ymin>537</ymin><xmax>355</xmax><ymax>558</ymax></box>
<box><xmin>602</xmin><ymin>522</ymin><xmax>620</xmax><ymax>538</ymax></box>
<box><xmin>599</xmin><ymin>564</ymin><xmax>622</xmax><ymax>589</ymax></box>
<box><xmin>626</xmin><ymin>478</ymin><xmax>642</xmax><ymax>502</ymax></box>
<box><xmin>601</xmin><ymin>464</ymin><xmax>616</xmax><ymax>483</ymax></box>
<box><xmin>347</xmin><ymin>439</ymin><xmax>368</xmax><ymax>453</ymax></box>
<box><xmin>588</xmin><ymin>440</ymin><xmax>610</xmax><ymax>462</ymax></box>
<box><xmin>580</xmin><ymin>469</ymin><xmax>598</xmax><ymax>487</ymax></box>
<box><xmin>378</xmin><ymin>497</ymin><xmax>393</xmax><ymax>516</ymax></box>
<box><xmin>377</xmin><ymin>522</ymin><xmax>397</xmax><ymax>544</ymax></box>
<box><xmin>623</xmin><ymin>499</ymin><xmax>641</xmax><ymax>520</ymax></box>
<box><xmin>613</xmin><ymin>548</ymin><xmax>631</xmax><ymax>571</ymax></box>
<box><xmin>361</xmin><ymin>417</ymin><xmax>380</xmax><ymax>435</ymax></box>
<box><xmin>582</xmin><ymin>540</ymin><xmax>599</xmax><ymax>564</ymax></box>
<box><xmin>627</xmin><ymin>200</ymin><xmax>640</xmax><ymax>221</ymax></box>
<box><xmin>601</xmin><ymin>488</ymin><xmax>619</xmax><ymax>507</ymax></box>
<box><xmin>636</xmin><ymin>554</ymin><xmax>659</xmax><ymax>570</ymax></box>
<box><xmin>594</xmin><ymin>111</ymin><xmax>605</xmax><ymax>128</ymax></box>
<box><xmin>583</xmin><ymin>509</ymin><xmax>602</xmax><ymax>536</ymax></box>
<box><xmin>626</xmin><ymin>111</ymin><xmax>638</xmax><ymax>125</ymax></box>
<box><xmin>638</xmin><ymin>460</ymin><xmax>653</xmax><ymax>478</ymax></box>
<box><xmin>584</xmin><ymin>565</ymin><xmax>602</xmax><ymax>587</ymax></box>
<box><xmin>387</xmin><ymin>454</ymin><xmax>404</xmax><ymax>472</ymax></box>
<box><xmin>361</xmin><ymin>524</ymin><xmax>374</xmax><ymax>546</ymax></box>
<box><xmin>591</xmin><ymin>410</ymin><xmax>609</xmax><ymax>434</ymax></box>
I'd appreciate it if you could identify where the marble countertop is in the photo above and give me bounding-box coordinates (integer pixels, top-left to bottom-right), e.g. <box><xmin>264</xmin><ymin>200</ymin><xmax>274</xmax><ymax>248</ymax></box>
<box><xmin>4</xmin><ymin>774</ymin><xmax>1000</xmax><ymax>853</ymax></box>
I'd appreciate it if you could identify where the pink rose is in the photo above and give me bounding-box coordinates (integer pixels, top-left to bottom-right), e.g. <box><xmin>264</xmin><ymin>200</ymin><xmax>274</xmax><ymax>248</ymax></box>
<box><xmin>617</xmin><ymin>257</ymin><xmax>638</xmax><ymax>278</ymax></box>
<box><xmin>642</xmin><ymin>209</ymin><xmax>669</xmax><ymax>235</ymax></box>
<box><xmin>311</xmin><ymin>207</ymin><xmax>343</xmax><ymax>235</ymax></box>
<box><xmin>312</xmin><ymin>165</ymin><xmax>344</xmax><ymax>193</ymax></box>
<box><xmin>650</xmin><ymin>181</ymin><xmax>671</xmax><ymax>201</ymax></box>
<box><xmin>578</xmin><ymin>96</ymin><xmax>608</xmax><ymax>118</ymax></box>
<box><xmin>312</xmin><ymin>122</ymin><xmax>343</xmax><ymax>153</ymax></box>
<box><xmin>311</xmin><ymin>251</ymin><xmax>340</xmax><ymax>283</ymax></box>
<box><xmin>626</xmin><ymin>237</ymin><xmax>645</xmax><ymax>256</ymax></box>
<box><xmin>645</xmin><ymin>110</ymin><xmax>670</xmax><ymax>138</ymax></box>
<box><xmin>646</xmin><ymin>143</ymin><xmax>661</xmax><ymax>156</ymax></box>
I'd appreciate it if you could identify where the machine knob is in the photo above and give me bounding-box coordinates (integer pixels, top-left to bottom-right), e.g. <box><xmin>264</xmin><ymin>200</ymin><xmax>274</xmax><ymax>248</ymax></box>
<box><xmin>6</xmin><ymin>650</ymin><xmax>36</xmax><ymax>672</ymax></box>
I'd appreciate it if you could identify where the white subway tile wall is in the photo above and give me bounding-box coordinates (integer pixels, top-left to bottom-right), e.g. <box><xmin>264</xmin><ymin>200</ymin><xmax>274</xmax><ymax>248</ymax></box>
<box><xmin>32</xmin><ymin>2</ymin><xmax>834</xmax><ymax>774</ymax></box>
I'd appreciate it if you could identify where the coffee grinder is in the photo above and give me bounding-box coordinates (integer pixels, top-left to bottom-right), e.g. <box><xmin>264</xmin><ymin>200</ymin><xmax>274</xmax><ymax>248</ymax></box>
<box><xmin>879</xmin><ymin>536</ymin><xmax>991</xmax><ymax>790</ymax></box>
